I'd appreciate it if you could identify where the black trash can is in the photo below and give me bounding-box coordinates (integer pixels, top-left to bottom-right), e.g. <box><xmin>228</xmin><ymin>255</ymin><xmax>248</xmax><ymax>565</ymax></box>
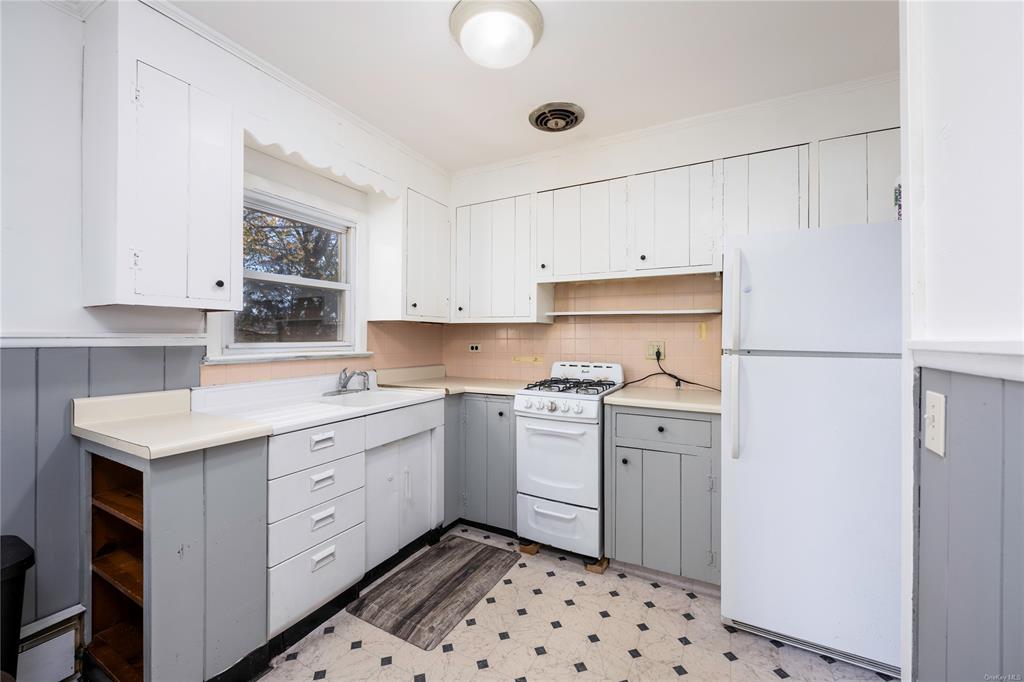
<box><xmin>1</xmin><ymin>536</ymin><xmax>35</xmax><ymax>679</ymax></box>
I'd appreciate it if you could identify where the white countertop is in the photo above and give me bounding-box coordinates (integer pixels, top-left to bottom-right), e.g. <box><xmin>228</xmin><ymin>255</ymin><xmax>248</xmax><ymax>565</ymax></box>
<box><xmin>604</xmin><ymin>386</ymin><xmax>722</xmax><ymax>414</ymax></box>
<box><xmin>72</xmin><ymin>390</ymin><xmax>272</xmax><ymax>460</ymax></box>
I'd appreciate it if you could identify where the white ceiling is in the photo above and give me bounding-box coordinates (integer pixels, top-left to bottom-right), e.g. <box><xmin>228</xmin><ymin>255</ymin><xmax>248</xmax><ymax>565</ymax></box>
<box><xmin>173</xmin><ymin>1</ymin><xmax>898</xmax><ymax>172</ymax></box>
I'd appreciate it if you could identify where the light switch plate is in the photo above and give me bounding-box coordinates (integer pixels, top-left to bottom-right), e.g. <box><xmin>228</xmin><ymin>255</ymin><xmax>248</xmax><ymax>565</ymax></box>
<box><xmin>924</xmin><ymin>390</ymin><xmax>946</xmax><ymax>457</ymax></box>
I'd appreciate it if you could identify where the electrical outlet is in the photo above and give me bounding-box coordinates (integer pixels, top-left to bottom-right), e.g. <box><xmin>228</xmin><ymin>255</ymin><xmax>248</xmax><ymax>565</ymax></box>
<box><xmin>468</xmin><ymin>344</ymin><xmax>481</xmax><ymax>353</ymax></box>
<box><xmin>646</xmin><ymin>341</ymin><xmax>666</xmax><ymax>360</ymax></box>
<box><xmin>924</xmin><ymin>390</ymin><xmax>946</xmax><ymax>456</ymax></box>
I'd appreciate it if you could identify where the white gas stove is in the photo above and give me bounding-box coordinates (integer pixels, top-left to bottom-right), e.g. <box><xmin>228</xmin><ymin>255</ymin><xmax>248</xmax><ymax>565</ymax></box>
<box><xmin>515</xmin><ymin>362</ymin><xmax>623</xmax><ymax>559</ymax></box>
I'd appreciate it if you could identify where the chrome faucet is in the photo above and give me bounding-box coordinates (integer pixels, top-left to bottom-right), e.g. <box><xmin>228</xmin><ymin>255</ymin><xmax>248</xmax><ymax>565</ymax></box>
<box><xmin>336</xmin><ymin>367</ymin><xmax>370</xmax><ymax>392</ymax></box>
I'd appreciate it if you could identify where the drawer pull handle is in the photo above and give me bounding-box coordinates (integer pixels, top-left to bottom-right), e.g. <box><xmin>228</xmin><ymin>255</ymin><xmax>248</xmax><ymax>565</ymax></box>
<box><xmin>523</xmin><ymin>423</ymin><xmax>586</xmax><ymax>438</ymax></box>
<box><xmin>310</xmin><ymin>545</ymin><xmax>336</xmax><ymax>572</ymax></box>
<box><xmin>309</xmin><ymin>469</ymin><xmax>335</xmax><ymax>491</ymax></box>
<box><xmin>309</xmin><ymin>431</ymin><xmax>335</xmax><ymax>451</ymax></box>
<box><xmin>657</xmin><ymin>426</ymin><xmax>665</xmax><ymax>433</ymax></box>
<box><xmin>310</xmin><ymin>507</ymin><xmax>336</xmax><ymax>531</ymax></box>
<box><xmin>533</xmin><ymin>504</ymin><xmax>577</xmax><ymax>521</ymax></box>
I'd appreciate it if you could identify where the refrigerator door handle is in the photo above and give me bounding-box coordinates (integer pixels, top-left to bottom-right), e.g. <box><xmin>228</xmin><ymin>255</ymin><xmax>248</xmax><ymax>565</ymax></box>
<box><xmin>730</xmin><ymin>355</ymin><xmax>740</xmax><ymax>459</ymax></box>
<box><xmin>730</xmin><ymin>247</ymin><xmax>742</xmax><ymax>350</ymax></box>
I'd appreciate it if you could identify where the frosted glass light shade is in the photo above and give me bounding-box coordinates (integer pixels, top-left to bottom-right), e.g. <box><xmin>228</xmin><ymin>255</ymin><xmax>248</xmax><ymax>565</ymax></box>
<box><xmin>450</xmin><ymin>1</ymin><xmax>543</xmax><ymax>69</ymax></box>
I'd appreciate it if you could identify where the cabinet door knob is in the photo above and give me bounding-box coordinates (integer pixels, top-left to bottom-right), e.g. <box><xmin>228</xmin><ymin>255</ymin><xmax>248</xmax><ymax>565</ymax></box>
<box><xmin>458</xmin><ymin>306</ymin><xmax>463</xmax><ymax>312</ymax></box>
<box><xmin>540</xmin><ymin>263</ymin><xmax>547</xmax><ymax>269</ymax></box>
<box><xmin>657</xmin><ymin>425</ymin><xmax>665</xmax><ymax>432</ymax></box>
<box><xmin>621</xmin><ymin>457</ymin><xmax>629</xmax><ymax>465</ymax></box>
<box><xmin>498</xmin><ymin>411</ymin><xmax>504</xmax><ymax>417</ymax></box>
<box><xmin>411</xmin><ymin>302</ymin><xmax>418</xmax><ymax>308</ymax></box>
<box><xmin>215</xmin><ymin>280</ymin><xmax>225</xmax><ymax>288</ymax></box>
<box><xmin>640</xmin><ymin>255</ymin><xmax>647</xmax><ymax>261</ymax></box>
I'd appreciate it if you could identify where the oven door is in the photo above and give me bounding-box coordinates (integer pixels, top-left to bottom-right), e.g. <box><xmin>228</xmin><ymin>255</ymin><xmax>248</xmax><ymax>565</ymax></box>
<box><xmin>516</xmin><ymin>416</ymin><xmax>601</xmax><ymax>508</ymax></box>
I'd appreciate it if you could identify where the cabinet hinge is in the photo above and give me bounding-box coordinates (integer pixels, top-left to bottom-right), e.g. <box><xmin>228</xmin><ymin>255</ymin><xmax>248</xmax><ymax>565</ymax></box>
<box><xmin>707</xmin><ymin>474</ymin><xmax>716</xmax><ymax>492</ymax></box>
<box><xmin>134</xmin><ymin>87</ymin><xmax>141</xmax><ymax>104</ymax></box>
<box><xmin>707</xmin><ymin>550</ymin><xmax>717</xmax><ymax>567</ymax></box>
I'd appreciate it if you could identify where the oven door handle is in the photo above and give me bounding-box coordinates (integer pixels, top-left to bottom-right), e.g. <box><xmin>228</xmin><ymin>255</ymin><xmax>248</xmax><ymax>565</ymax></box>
<box><xmin>533</xmin><ymin>504</ymin><xmax>577</xmax><ymax>521</ymax></box>
<box><xmin>523</xmin><ymin>423</ymin><xmax>587</xmax><ymax>438</ymax></box>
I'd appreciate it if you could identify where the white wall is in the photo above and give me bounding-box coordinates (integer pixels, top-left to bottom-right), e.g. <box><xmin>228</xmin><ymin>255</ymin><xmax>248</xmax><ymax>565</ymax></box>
<box><xmin>451</xmin><ymin>74</ymin><xmax>899</xmax><ymax>207</ymax></box>
<box><xmin>899</xmin><ymin>1</ymin><xmax>1024</xmax><ymax>678</ymax></box>
<box><xmin>1</xmin><ymin>2</ymin><xmax>205</xmax><ymax>342</ymax></box>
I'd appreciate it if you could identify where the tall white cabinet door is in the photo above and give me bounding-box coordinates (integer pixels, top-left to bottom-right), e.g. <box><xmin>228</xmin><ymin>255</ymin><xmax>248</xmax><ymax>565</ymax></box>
<box><xmin>453</xmin><ymin>206</ymin><xmax>471</xmax><ymax>320</ymax></box>
<box><xmin>186</xmin><ymin>86</ymin><xmax>234</xmax><ymax>302</ymax></box>
<box><xmin>722</xmin><ymin>155</ymin><xmax>749</xmax><ymax>240</ymax></box>
<box><xmin>630</xmin><ymin>172</ymin><xmax>655</xmax><ymax>268</ymax></box>
<box><xmin>867</xmin><ymin>128</ymin><xmax>900</xmax><ymax>223</ymax></box>
<box><xmin>608</xmin><ymin>178</ymin><xmax>629</xmax><ymax>272</ymax></box>
<box><xmin>552</xmin><ymin>186</ymin><xmax>581</xmax><ymax>276</ymax></box>
<box><xmin>405</xmin><ymin>190</ymin><xmax>426</xmax><ymax>315</ymax></box>
<box><xmin>514</xmin><ymin>195</ymin><xmax>532</xmax><ymax>317</ymax></box>
<box><xmin>748</xmin><ymin>145</ymin><xmax>806</xmax><ymax>234</ymax></box>
<box><xmin>491</xmin><ymin>198</ymin><xmax>516</xmax><ymax>317</ymax></box>
<box><xmin>819</xmin><ymin>134</ymin><xmax>867</xmax><ymax>227</ymax></box>
<box><xmin>535</xmin><ymin>191</ymin><xmax>553</xmax><ymax>278</ymax></box>
<box><xmin>650</xmin><ymin>166</ymin><xmax>690</xmax><ymax>269</ymax></box>
<box><xmin>428</xmin><ymin>197</ymin><xmax>451</xmax><ymax>319</ymax></box>
<box><xmin>365</xmin><ymin>443</ymin><xmax>400</xmax><ymax>570</ymax></box>
<box><xmin>580</xmin><ymin>181</ymin><xmax>610</xmax><ymax>274</ymax></box>
<box><xmin>689</xmin><ymin>162</ymin><xmax>715</xmax><ymax>266</ymax></box>
<box><xmin>469</xmin><ymin>203</ymin><xmax>493</xmax><ymax>318</ymax></box>
<box><xmin>399</xmin><ymin>432</ymin><xmax>432</xmax><ymax>548</ymax></box>
<box><xmin>133</xmin><ymin>62</ymin><xmax>189</xmax><ymax>298</ymax></box>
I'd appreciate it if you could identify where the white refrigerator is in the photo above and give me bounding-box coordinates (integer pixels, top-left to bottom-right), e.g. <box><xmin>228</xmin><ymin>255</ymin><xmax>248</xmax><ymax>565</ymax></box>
<box><xmin>720</xmin><ymin>222</ymin><xmax>901</xmax><ymax>675</ymax></box>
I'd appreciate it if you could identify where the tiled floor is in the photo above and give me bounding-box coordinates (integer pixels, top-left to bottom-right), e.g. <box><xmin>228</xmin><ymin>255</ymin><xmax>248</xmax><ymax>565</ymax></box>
<box><xmin>261</xmin><ymin>525</ymin><xmax>890</xmax><ymax>682</ymax></box>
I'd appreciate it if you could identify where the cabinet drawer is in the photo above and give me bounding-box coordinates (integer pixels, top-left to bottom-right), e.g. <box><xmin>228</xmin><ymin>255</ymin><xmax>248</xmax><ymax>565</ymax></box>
<box><xmin>516</xmin><ymin>493</ymin><xmax>600</xmax><ymax>558</ymax></box>
<box><xmin>268</xmin><ymin>453</ymin><xmax>365</xmax><ymax>523</ymax></box>
<box><xmin>365</xmin><ymin>399</ymin><xmax>443</xmax><ymax>450</ymax></box>
<box><xmin>268</xmin><ymin>418</ymin><xmax>365</xmax><ymax>480</ymax></box>
<box><xmin>267</xmin><ymin>524</ymin><xmax>365</xmax><ymax>637</ymax></box>
<box><xmin>615</xmin><ymin>413</ymin><xmax>711</xmax><ymax>448</ymax></box>
<box><xmin>268</xmin><ymin>488</ymin><xmax>365</xmax><ymax>568</ymax></box>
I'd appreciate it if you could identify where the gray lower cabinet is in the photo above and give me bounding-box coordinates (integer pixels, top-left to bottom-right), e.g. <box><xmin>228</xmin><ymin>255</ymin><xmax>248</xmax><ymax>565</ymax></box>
<box><xmin>458</xmin><ymin>394</ymin><xmax>516</xmax><ymax>532</ymax></box>
<box><xmin>82</xmin><ymin>438</ymin><xmax>268</xmax><ymax>681</ymax></box>
<box><xmin>605</xmin><ymin>406</ymin><xmax>720</xmax><ymax>585</ymax></box>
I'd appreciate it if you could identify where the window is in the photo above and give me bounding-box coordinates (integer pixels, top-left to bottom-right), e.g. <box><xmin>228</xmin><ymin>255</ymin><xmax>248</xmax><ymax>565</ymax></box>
<box><xmin>233</xmin><ymin>189</ymin><xmax>354</xmax><ymax>348</ymax></box>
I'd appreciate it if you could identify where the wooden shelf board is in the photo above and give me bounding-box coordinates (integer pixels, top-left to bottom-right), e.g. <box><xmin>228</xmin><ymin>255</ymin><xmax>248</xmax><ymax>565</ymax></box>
<box><xmin>90</xmin><ymin>622</ymin><xmax>143</xmax><ymax>682</ymax></box>
<box><xmin>93</xmin><ymin>489</ymin><xmax>144</xmax><ymax>529</ymax></box>
<box><xmin>93</xmin><ymin>550</ymin><xmax>144</xmax><ymax>606</ymax></box>
<box><xmin>546</xmin><ymin>308</ymin><xmax>722</xmax><ymax>317</ymax></box>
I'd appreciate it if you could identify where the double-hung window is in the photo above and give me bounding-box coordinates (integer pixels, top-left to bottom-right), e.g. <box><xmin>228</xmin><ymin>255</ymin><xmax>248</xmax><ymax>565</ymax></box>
<box><xmin>232</xmin><ymin>189</ymin><xmax>354</xmax><ymax>349</ymax></box>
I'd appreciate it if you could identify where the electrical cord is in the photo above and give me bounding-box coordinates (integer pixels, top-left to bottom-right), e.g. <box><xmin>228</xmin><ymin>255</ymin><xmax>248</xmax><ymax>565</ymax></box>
<box><xmin>620</xmin><ymin>348</ymin><xmax>721</xmax><ymax>392</ymax></box>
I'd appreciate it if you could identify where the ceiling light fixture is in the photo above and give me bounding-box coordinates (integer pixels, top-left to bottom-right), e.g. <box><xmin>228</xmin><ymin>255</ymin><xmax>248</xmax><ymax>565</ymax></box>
<box><xmin>450</xmin><ymin>0</ymin><xmax>544</xmax><ymax>69</ymax></box>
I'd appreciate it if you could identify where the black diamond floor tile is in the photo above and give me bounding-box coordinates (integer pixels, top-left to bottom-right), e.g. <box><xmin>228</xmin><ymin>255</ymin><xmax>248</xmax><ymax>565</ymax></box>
<box><xmin>533</xmin><ymin>588</ymin><xmax>543</xmax><ymax>595</ymax></box>
<box><xmin>673</xmin><ymin>664</ymin><xmax>688</xmax><ymax>676</ymax></box>
<box><xmin>723</xmin><ymin>651</ymin><xmax>737</xmax><ymax>661</ymax></box>
<box><xmin>565</xmin><ymin>599</ymin><xmax>575</xmax><ymax>606</ymax></box>
<box><xmin>442</xmin><ymin>643</ymin><xmax>454</xmax><ymax>653</ymax></box>
<box><xmin>499</xmin><ymin>631</ymin><xmax>510</xmax><ymax>641</ymax></box>
<box><xmin>682</xmin><ymin>612</ymin><xmax>695</xmax><ymax>621</ymax></box>
<box><xmin>577</xmin><ymin>580</ymin><xmax>587</xmax><ymax>586</ymax></box>
<box><xmin>285</xmin><ymin>653</ymin><xmax>298</xmax><ymax>661</ymax></box>
<box><xmin>535</xmin><ymin>646</ymin><xmax>547</xmax><ymax>656</ymax></box>
<box><xmin>466</xmin><ymin>618</ymin><xmax>476</xmax><ymax>626</ymax></box>
<box><xmin>551</xmin><ymin>620</ymin><xmax>562</xmax><ymax>629</ymax></box>
<box><xmin>773</xmin><ymin>668</ymin><xmax>790</xmax><ymax>679</ymax></box>
<box><xmin>678</xmin><ymin>637</ymin><xmax>691</xmax><ymax>646</ymax></box>
<box><xmin>644</xmin><ymin>601</ymin><xmax>655</xmax><ymax>608</ymax></box>
<box><xmin>476</xmin><ymin>659</ymin><xmax>489</xmax><ymax>670</ymax></box>
<box><xmin>350</xmin><ymin>641</ymin><xmax>362</xmax><ymax>650</ymax></box>
<box><xmin>588</xmin><ymin>634</ymin><xmax>600</xmax><ymax>643</ymax></box>
<box><xmin>599</xmin><ymin>610</ymin><xmax>610</xmax><ymax>618</ymax></box>
<box><xmin>517</xmin><ymin>608</ymin><xmax>528</xmax><ymax>616</ymax></box>
<box><xmin>323</xmin><ymin>626</ymin><xmax>334</xmax><ymax>634</ymax></box>
<box><xmin>313</xmin><ymin>671</ymin><xmax>326</xmax><ymax>680</ymax></box>
<box><xmin>414</xmin><ymin>675</ymin><xmax>426</xmax><ymax>682</ymax></box>
<box><xmin>547</xmin><ymin>571</ymin><xmax>556</xmax><ymax>577</ymax></box>
<box><xmin>380</xmin><ymin>656</ymin><xmax>392</xmax><ymax>666</ymax></box>
<box><xmin>628</xmin><ymin>649</ymin><xmax>641</xmax><ymax>659</ymax></box>
<box><xmin>574</xmin><ymin>662</ymin><xmax>587</xmax><ymax>672</ymax></box>
<box><xmin>769</xmin><ymin>639</ymin><xmax>785</xmax><ymax>648</ymax></box>
<box><xmin>723</xmin><ymin>625</ymin><xmax>738</xmax><ymax>633</ymax></box>
<box><xmin>504</xmin><ymin>578</ymin><xmax>513</xmax><ymax>585</ymax></box>
<box><xmin>636</xmin><ymin>623</ymin><xmax>649</xmax><ymax>631</ymax></box>
<box><xmin>486</xmin><ymin>597</ymin><xmax>496</xmax><ymax>604</ymax></box>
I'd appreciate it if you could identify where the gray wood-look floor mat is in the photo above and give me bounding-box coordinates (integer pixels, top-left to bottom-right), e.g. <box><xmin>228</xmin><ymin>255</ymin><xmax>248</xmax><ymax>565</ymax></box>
<box><xmin>346</xmin><ymin>535</ymin><xmax>520</xmax><ymax>651</ymax></box>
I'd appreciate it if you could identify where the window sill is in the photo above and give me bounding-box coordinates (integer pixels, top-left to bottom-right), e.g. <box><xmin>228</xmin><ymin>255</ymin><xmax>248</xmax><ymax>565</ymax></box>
<box><xmin>204</xmin><ymin>350</ymin><xmax>374</xmax><ymax>365</ymax></box>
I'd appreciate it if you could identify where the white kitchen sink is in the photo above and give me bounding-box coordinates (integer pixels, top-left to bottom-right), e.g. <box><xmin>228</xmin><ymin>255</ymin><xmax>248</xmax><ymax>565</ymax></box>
<box><xmin>318</xmin><ymin>389</ymin><xmax>427</xmax><ymax>409</ymax></box>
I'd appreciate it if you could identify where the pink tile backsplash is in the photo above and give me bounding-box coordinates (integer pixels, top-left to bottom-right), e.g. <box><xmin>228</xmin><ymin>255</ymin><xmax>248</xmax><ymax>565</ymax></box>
<box><xmin>202</xmin><ymin>275</ymin><xmax>723</xmax><ymax>390</ymax></box>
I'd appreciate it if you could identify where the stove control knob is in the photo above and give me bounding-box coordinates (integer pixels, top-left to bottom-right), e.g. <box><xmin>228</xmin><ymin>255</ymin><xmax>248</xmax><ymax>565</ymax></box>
<box><xmin>572</xmin><ymin>403</ymin><xmax>583</xmax><ymax>414</ymax></box>
<box><xmin>523</xmin><ymin>398</ymin><xmax>533</xmax><ymax>409</ymax></box>
<box><xmin>546</xmin><ymin>400</ymin><xmax>557</xmax><ymax>412</ymax></box>
<box><xmin>560</xmin><ymin>401</ymin><xmax>570</xmax><ymax>413</ymax></box>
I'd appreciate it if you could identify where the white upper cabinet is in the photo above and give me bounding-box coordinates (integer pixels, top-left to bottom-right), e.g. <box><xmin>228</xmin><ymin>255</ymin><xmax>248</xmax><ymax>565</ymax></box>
<box><xmin>723</xmin><ymin>144</ymin><xmax>810</xmax><ymax>240</ymax></box>
<box><xmin>635</xmin><ymin>166</ymin><xmax>691</xmax><ymax>270</ymax></box>
<box><xmin>818</xmin><ymin>128</ymin><xmax>900</xmax><ymax>227</ymax></box>
<box><xmin>453</xmin><ymin>195</ymin><xmax>548</xmax><ymax>323</ymax></box>
<box><xmin>535</xmin><ymin>191</ymin><xmax>554</xmax><ymax>278</ymax></box>
<box><xmin>552</xmin><ymin>186</ymin><xmax>582</xmax><ymax>277</ymax></box>
<box><xmin>689</xmin><ymin>162</ymin><xmax>716</xmax><ymax>266</ymax></box>
<box><xmin>83</xmin><ymin>56</ymin><xmax>242</xmax><ymax>310</ymax></box>
<box><xmin>580</xmin><ymin>182</ymin><xmax>611</xmax><ymax>274</ymax></box>
<box><xmin>405</xmin><ymin>190</ymin><xmax>450</xmax><ymax>320</ymax></box>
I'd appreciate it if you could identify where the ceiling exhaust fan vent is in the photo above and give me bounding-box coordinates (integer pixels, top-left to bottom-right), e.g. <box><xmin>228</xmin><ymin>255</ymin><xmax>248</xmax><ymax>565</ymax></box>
<box><xmin>529</xmin><ymin>102</ymin><xmax>585</xmax><ymax>132</ymax></box>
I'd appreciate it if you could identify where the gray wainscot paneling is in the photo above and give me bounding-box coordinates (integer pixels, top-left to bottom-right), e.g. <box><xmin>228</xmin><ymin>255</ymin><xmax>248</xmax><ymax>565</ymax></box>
<box><xmin>0</xmin><ymin>346</ymin><xmax>204</xmax><ymax>626</ymax></box>
<box><xmin>916</xmin><ymin>369</ymin><xmax>1023</xmax><ymax>681</ymax></box>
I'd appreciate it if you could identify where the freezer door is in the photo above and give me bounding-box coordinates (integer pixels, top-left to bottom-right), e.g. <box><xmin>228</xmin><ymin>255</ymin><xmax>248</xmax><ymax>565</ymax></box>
<box><xmin>722</xmin><ymin>222</ymin><xmax>901</xmax><ymax>353</ymax></box>
<box><xmin>720</xmin><ymin>354</ymin><xmax>900</xmax><ymax>667</ymax></box>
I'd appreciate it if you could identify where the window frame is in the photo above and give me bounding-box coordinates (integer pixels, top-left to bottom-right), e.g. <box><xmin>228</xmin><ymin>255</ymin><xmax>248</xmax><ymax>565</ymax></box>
<box><xmin>208</xmin><ymin>182</ymin><xmax>368</xmax><ymax>361</ymax></box>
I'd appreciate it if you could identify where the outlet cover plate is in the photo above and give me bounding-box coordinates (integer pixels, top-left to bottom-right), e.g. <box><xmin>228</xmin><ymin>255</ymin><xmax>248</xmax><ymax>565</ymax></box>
<box><xmin>924</xmin><ymin>390</ymin><xmax>946</xmax><ymax>457</ymax></box>
<box><xmin>468</xmin><ymin>344</ymin><xmax>481</xmax><ymax>353</ymax></box>
<box><xmin>646</xmin><ymin>341</ymin><xmax>666</xmax><ymax>360</ymax></box>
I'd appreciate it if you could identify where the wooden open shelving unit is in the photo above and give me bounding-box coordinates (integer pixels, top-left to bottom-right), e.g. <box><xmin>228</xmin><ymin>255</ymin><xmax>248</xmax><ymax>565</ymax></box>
<box><xmin>89</xmin><ymin>456</ymin><xmax>144</xmax><ymax>682</ymax></box>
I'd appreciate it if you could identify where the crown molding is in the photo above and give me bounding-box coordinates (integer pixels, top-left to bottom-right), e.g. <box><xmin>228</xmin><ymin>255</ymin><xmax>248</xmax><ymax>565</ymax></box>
<box><xmin>42</xmin><ymin>0</ymin><xmax>103</xmax><ymax>21</ymax></box>
<box><xmin>138</xmin><ymin>0</ymin><xmax>451</xmax><ymax>178</ymax></box>
<box><xmin>453</xmin><ymin>71</ymin><xmax>901</xmax><ymax>179</ymax></box>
